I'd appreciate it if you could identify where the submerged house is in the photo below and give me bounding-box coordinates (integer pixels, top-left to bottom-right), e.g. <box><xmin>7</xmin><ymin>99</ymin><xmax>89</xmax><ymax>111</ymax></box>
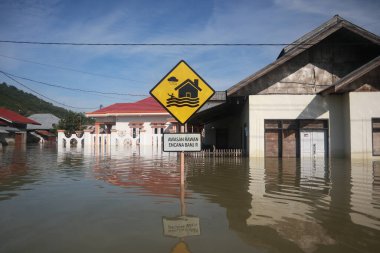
<box><xmin>0</xmin><ymin>108</ymin><xmax>41</xmax><ymax>146</ymax></box>
<box><xmin>85</xmin><ymin>97</ymin><xmax>176</xmax><ymax>146</ymax></box>
<box><xmin>192</xmin><ymin>15</ymin><xmax>380</xmax><ymax>159</ymax></box>
<box><xmin>27</xmin><ymin>113</ymin><xmax>60</xmax><ymax>142</ymax></box>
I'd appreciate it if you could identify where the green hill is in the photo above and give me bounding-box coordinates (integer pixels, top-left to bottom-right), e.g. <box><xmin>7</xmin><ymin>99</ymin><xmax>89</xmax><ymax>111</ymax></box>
<box><xmin>0</xmin><ymin>82</ymin><xmax>71</xmax><ymax>118</ymax></box>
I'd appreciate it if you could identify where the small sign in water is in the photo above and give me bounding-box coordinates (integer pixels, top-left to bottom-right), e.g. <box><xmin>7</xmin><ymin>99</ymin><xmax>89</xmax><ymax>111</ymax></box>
<box><xmin>163</xmin><ymin>133</ymin><xmax>201</xmax><ymax>152</ymax></box>
<box><xmin>163</xmin><ymin>216</ymin><xmax>200</xmax><ymax>238</ymax></box>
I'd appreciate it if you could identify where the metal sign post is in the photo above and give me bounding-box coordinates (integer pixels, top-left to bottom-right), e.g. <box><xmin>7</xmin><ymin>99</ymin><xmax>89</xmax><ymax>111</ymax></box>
<box><xmin>153</xmin><ymin>61</ymin><xmax>209</xmax><ymax>252</ymax></box>
<box><xmin>180</xmin><ymin>124</ymin><xmax>185</xmax><ymax>187</ymax></box>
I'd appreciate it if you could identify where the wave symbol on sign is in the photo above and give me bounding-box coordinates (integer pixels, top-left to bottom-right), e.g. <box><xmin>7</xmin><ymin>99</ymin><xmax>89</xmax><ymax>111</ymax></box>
<box><xmin>167</xmin><ymin>95</ymin><xmax>199</xmax><ymax>107</ymax></box>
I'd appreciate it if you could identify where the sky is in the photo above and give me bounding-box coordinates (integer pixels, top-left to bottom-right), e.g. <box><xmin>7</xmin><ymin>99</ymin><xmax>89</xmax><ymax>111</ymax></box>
<box><xmin>0</xmin><ymin>0</ymin><xmax>379</xmax><ymax>112</ymax></box>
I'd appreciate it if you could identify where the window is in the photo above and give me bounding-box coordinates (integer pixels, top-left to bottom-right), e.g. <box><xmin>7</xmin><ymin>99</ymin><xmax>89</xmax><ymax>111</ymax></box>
<box><xmin>133</xmin><ymin>128</ymin><xmax>136</xmax><ymax>138</ymax></box>
<box><xmin>153</xmin><ymin>128</ymin><xmax>163</xmax><ymax>134</ymax></box>
<box><xmin>373</xmin><ymin>118</ymin><xmax>380</xmax><ymax>156</ymax></box>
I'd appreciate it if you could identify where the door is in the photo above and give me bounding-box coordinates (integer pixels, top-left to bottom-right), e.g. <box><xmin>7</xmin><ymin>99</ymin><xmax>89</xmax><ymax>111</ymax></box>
<box><xmin>265</xmin><ymin>129</ymin><xmax>280</xmax><ymax>157</ymax></box>
<box><xmin>216</xmin><ymin>128</ymin><xmax>228</xmax><ymax>149</ymax></box>
<box><xmin>301</xmin><ymin>130</ymin><xmax>326</xmax><ymax>157</ymax></box>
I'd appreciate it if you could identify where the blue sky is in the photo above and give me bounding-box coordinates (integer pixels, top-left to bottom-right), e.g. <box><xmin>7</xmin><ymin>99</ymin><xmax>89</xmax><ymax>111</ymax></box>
<box><xmin>0</xmin><ymin>0</ymin><xmax>379</xmax><ymax>112</ymax></box>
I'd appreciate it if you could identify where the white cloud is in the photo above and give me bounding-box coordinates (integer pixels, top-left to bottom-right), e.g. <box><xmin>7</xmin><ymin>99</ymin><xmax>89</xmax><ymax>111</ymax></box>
<box><xmin>273</xmin><ymin>0</ymin><xmax>380</xmax><ymax>32</ymax></box>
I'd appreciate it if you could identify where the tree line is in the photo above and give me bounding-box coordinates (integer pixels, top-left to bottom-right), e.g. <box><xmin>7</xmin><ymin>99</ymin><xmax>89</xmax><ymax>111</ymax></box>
<box><xmin>0</xmin><ymin>82</ymin><xmax>94</xmax><ymax>133</ymax></box>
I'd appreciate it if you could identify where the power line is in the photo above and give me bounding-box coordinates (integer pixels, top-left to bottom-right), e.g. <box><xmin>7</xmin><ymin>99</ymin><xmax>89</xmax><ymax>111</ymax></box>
<box><xmin>0</xmin><ymin>40</ymin><xmax>311</xmax><ymax>46</ymax></box>
<box><xmin>0</xmin><ymin>70</ymin><xmax>147</xmax><ymax>97</ymax></box>
<box><xmin>0</xmin><ymin>40</ymin><xmax>373</xmax><ymax>47</ymax></box>
<box><xmin>0</xmin><ymin>71</ymin><xmax>98</xmax><ymax>110</ymax></box>
<box><xmin>0</xmin><ymin>53</ymin><xmax>146</xmax><ymax>83</ymax></box>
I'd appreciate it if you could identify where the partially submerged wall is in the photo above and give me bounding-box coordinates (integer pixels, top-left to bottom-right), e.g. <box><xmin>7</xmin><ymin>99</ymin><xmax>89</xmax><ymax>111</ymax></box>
<box><xmin>248</xmin><ymin>94</ymin><xmax>345</xmax><ymax>157</ymax></box>
<box><xmin>349</xmin><ymin>92</ymin><xmax>380</xmax><ymax>159</ymax></box>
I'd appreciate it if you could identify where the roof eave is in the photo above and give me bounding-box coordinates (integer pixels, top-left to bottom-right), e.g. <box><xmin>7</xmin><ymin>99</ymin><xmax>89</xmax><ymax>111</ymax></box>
<box><xmin>319</xmin><ymin>56</ymin><xmax>380</xmax><ymax>95</ymax></box>
<box><xmin>86</xmin><ymin>112</ymin><xmax>170</xmax><ymax>117</ymax></box>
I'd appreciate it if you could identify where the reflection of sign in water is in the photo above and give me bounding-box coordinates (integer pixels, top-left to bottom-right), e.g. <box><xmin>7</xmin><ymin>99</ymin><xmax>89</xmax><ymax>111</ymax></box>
<box><xmin>170</xmin><ymin>241</ymin><xmax>191</xmax><ymax>253</ymax></box>
<box><xmin>163</xmin><ymin>216</ymin><xmax>200</xmax><ymax>238</ymax></box>
<box><xmin>163</xmin><ymin>133</ymin><xmax>201</xmax><ymax>152</ymax></box>
<box><xmin>150</xmin><ymin>60</ymin><xmax>215</xmax><ymax>124</ymax></box>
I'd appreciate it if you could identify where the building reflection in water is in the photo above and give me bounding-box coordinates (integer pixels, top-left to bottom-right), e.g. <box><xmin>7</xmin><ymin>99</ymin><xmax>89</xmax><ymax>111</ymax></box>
<box><xmin>67</xmin><ymin>145</ymin><xmax>200</xmax><ymax>253</ymax></box>
<box><xmin>186</xmin><ymin>156</ymin><xmax>380</xmax><ymax>253</ymax></box>
<box><xmin>54</xmin><ymin>146</ymin><xmax>380</xmax><ymax>252</ymax></box>
<box><xmin>59</xmin><ymin>145</ymin><xmax>181</xmax><ymax>198</ymax></box>
<box><xmin>0</xmin><ymin>145</ymin><xmax>34</xmax><ymax>201</ymax></box>
<box><xmin>350</xmin><ymin>159</ymin><xmax>380</xmax><ymax>230</ymax></box>
<box><xmin>247</xmin><ymin>158</ymin><xmax>334</xmax><ymax>252</ymax></box>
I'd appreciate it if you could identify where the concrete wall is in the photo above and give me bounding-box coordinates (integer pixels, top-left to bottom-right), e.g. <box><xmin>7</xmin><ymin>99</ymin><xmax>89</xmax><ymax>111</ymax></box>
<box><xmin>342</xmin><ymin>93</ymin><xmax>351</xmax><ymax>157</ymax></box>
<box><xmin>349</xmin><ymin>92</ymin><xmax>380</xmax><ymax>159</ymax></box>
<box><xmin>114</xmin><ymin>115</ymin><xmax>172</xmax><ymax>146</ymax></box>
<box><xmin>248</xmin><ymin>94</ymin><xmax>346</xmax><ymax>157</ymax></box>
<box><xmin>242</xmin><ymin>100</ymin><xmax>249</xmax><ymax>154</ymax></box>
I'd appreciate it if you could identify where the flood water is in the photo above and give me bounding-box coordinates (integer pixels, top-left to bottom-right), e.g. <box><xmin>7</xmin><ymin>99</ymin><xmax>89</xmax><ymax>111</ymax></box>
<box><xmin>0</xmin><ymin>145</ymin><xmax>379</xmax><ymax>253</ymax></box>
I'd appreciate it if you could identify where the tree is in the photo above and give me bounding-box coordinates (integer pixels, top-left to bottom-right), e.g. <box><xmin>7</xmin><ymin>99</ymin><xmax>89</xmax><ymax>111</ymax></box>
<box><xmin>55</xmin><ymin>112</ymin><xmax>94</xmax><ymax>134</ymax></box>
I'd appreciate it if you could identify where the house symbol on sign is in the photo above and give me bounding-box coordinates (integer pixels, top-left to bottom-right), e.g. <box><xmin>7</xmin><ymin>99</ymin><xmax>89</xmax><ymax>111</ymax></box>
<box><xmin>175</xmin><ymin>79</ymin><xmax>202</xmax><ymax>98</ymax></box>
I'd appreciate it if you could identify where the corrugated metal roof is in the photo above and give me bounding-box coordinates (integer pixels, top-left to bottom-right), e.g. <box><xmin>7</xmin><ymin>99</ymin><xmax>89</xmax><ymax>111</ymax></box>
<box><xmin>36</xmin><ymin>130</ymin><xmax>56</xmax><ymax>137</ymax></box>
<box><xmin>0</xmin><ymin>108</ymin><xmax>41</xmax><ymax>125</ymax></box>
<box><xmin>27</xmin><ymin>113</ymin><xmax>60</xmax><ymax>130</ymax></box>
<box><xmin>86</xmin><ymin>97</ymin><xmax>168</xmax><ymax>116</ymax></box>
<box><xmin>0</xmin><ymin>126</ymin><xmax>22</xmax><ymax>132</ymax></box>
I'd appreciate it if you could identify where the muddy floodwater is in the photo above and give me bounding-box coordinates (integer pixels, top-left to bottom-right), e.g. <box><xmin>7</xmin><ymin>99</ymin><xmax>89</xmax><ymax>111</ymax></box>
<box><xmin>0</xmin><ymin>145</ymin><xmax>379</xmax><ymax>253</ymax></box>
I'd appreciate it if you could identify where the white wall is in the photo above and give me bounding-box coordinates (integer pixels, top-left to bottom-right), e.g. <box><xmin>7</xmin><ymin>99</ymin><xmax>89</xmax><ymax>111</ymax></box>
<box><xmin>241</xmin><ymin>100</ymin><xmax>249</xmax><ymax>154</ymax></box>
<box><xmin>342</xmin><ymin>93</ymin><xmax>351</xmax><ymax>157</ymax></box>
<box><xmin>114</xmin><ymin>115</ymin><xmax>171</xmax><ymax>146</ymax></box>
<box><xmin>349</xmin><ymin>92</ymin><xmax>380</xmax><ymax>159</ymax></box>
<box><xmin>248</xmin><ymin>94</ymin><xmax>345</xmax><ymax>157</ymax></box>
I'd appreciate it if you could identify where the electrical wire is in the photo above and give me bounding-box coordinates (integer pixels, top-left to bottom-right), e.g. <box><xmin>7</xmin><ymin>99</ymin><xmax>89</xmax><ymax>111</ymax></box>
<box><xmin>0</xmin><ymin>53</ymin><xmax>146</xmax><ymax>83</ymax></box>
<box><xmin>0</xmin><ymin>70</ymin><xmax>147</xmax><ymax>97</ymax></box>
<box><xmin>0</xmin><ymin>71</ymin><xmax>98</xmax><ymax>110</ymax></box>
<box><xmin>0</xmin><ymin>40</ymin><xmax>373</xmax><ymax>46</ymax></box>
<box><xmin>0</xmin><ymin>41</ymin><xmax>313</xmax><ymax>46</ymax></box>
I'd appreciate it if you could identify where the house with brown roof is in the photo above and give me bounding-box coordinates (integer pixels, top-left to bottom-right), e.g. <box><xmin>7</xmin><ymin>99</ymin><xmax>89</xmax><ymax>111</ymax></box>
<box><xmin>0</xmin><ymin>108</ymin><xmax>41</xmax><ymax>146</ymax></box>
<box><xmin>191</xmin><ymin>15</ymin><xmax>380</xmax><ymax>158</ymax></box>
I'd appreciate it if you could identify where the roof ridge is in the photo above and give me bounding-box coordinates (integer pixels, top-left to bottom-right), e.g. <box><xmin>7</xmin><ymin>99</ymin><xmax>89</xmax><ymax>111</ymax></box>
<box><xmin>227</xmin><ymin>15</ymin><xmax>380</xmax><ymax>96</ymax></box>
<box><xmin>279</xmin><ymin>15</ymin><xmax>379</xmax><ymax>58</ymax></box>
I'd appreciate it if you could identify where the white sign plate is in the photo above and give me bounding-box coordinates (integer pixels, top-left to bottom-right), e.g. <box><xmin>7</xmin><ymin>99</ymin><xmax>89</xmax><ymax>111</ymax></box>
<box><xmin>163</xmin><ymin>216</ymin><xmax>200</xmax><ymax>238</ymax></box>
<box><xmin>163</xmin><ymin>133</ymin><xmax>201</xmax><ymax>152</ymax></box>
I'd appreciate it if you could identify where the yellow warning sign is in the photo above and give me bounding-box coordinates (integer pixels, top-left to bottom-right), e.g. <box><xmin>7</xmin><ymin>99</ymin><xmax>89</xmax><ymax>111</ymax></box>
<box><xmin>150</xmin><ymin>60</ymin><xmax>215</xmax><ymax>124</ymax></box>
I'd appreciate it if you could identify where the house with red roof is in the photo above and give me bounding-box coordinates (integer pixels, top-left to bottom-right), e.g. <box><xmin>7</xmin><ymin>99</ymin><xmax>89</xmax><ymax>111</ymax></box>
<box><xmin>85</xmin><ymin>97</ymin><xmax>176</xmax><ymax>146</ymax></box>
<box><xmin>0</xmin><ymin>108</ymin><xmax>41</xmax><ymax>146</ymax></box>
